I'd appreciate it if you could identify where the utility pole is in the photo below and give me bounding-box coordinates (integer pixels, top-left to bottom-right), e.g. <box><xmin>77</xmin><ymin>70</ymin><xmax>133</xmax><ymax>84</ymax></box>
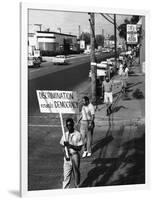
<box><xmin>89</xmin><ymin>13</ymin><xmax>97</xmax><ymax>104</ymax></box>
<box><xmin>78</xmin><ymin>25</ymin><xmax>81</xmax><ymax>39</ymax></box>
<box><xmin>100</xmin><ymin>13</ymin><xmax>119</xmax><ymax>76</ymax></box>
<box><xmin>114</xmin><ymin>14</ymin><xmax>117</xmax><ymax>68</ymax></box>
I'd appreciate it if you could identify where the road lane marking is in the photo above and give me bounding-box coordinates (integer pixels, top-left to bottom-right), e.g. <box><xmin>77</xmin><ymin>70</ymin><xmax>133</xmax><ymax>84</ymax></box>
<box><xmin>28</xmin><ymin>124</ymin><xmax>61</xmax><ymax>127</ymax></box>
<box><xmin>28</xmin><ymin>115</ymin><xmax>61</xmax><ymax>119</ymax></box>
<box><xmin>29</xmin><ymin>68</ymin><xmax>43</xmax><ymax>73</ymax></box>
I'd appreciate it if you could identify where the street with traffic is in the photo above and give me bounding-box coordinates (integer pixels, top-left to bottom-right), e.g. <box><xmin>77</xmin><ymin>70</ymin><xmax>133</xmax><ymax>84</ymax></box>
<box><xmin>28</xmin><ymin>53</ymin><xmax>145</xmax><ymax>190</ymax></box>
<box><xmin>27</xmin><ymin>11</ymin><xmax>145</xmax><ymax>191</ymax></box>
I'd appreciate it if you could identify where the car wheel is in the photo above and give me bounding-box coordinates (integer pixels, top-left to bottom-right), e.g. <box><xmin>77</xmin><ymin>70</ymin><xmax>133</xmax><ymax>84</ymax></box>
<box><xmin>36</xmin><ymin>57</ymin><xmax>41</xmax><ymax>64</ymax></box>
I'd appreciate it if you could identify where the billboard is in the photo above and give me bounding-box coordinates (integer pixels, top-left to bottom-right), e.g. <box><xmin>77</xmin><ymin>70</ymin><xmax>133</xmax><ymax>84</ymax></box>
<box><xmin>80</xmin><ymin>40</ymin><xmax>85</xmax><ymax>49</ymax></box>
<box><xmin>127</xmin><ymin>24</ymin><xmax>138</xmax><ymax>44</ymax></box>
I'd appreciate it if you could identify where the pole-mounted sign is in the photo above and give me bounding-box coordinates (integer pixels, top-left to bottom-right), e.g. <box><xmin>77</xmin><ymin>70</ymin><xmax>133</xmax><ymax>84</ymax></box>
<box><xmin>127</xmin><ymin>24</ymin><xmax>138</xmax><ymax>44</ymax></box>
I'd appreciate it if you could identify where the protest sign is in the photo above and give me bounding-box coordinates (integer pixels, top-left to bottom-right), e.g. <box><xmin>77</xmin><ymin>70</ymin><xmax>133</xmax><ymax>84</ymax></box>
<box><xmin>36</xmin><ymin>90</ymin><xmax>79</xmax><ymax>160</ymax></box>
<box><xmin>36</xmin><ymin>90</ymin><xmax>79</xmax><ymax>114</ymax></box>
<box><xmin>112</xmin><ymin>79</ymin><xmax>123</xmax><ymax>94</ymax></box>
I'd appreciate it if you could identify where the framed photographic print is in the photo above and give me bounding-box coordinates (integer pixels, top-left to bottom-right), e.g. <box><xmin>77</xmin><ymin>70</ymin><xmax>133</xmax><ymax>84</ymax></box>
<box><xmin>20</xmin><ymin>2</ymin><xmax>149</xmax><ymax>197</ymax></box>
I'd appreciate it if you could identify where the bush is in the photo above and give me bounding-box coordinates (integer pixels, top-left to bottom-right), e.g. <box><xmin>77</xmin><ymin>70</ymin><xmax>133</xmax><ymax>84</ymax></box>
<box><xmin>132</xmin><ymin>89</ymin><xmax>144</xmax><ymax>99</ymax></box>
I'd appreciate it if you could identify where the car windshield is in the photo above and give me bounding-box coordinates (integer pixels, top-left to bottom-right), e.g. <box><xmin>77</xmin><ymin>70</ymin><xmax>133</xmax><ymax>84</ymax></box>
<box><xmin>97</xmin><ymin>66</ymin><xmax>107</xmax><ymax>70</ymax></box>
<box><xmin>56</xmin><ymin>55</ymin><xmax>65</xmax><ymax>58</ymax></box>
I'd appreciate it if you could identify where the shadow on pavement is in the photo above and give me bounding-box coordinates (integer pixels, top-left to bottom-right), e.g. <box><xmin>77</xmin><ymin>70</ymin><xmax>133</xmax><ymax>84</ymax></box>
<box><xmin>92</xmin><ymin>113</ymin><xmax>114</xmax><ymax>154</ymax></box>
<box><xmin>112</xmin><ymin>105</ymin><xmax>128</xmax><ymax>113</ymax></box>
<box><xmin>80</xmin><ymin>125</ymin><xmax>145</xmax><ymax>188</ymax></box>
<box><xmin>92</xmin><ymin>135</ymin><xmax>114</xmax><ymax>154</ymax></box>
<box><xmin>127</xmin><ymin>81</ymin><xmax>142</xmax><ymax>89</ymax></box>
<box><xmin>129</xmin><ymin>74</ymin><xmax>143</xmax><ymax>77</ymax></box>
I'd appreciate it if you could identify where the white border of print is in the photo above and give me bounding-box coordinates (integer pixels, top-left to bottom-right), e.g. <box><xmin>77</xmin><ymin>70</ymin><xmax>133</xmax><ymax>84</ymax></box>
<box><xmin>20</xmin><ymin>2</ymin><xmax>150</xmax><ymax>198</ymax></box>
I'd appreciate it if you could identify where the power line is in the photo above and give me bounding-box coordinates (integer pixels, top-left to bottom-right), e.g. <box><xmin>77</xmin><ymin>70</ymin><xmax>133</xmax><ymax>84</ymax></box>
<box><xmin>100</xmin><ymin>13</ymin><xmax>114</xmax><ymax>25</ymax></box>
<box><xmin>100</xmin><ymin>13</ymin><xmax>119</xmax><ymax>31</ymax></box>
<box><xmin>105</xmin><ymin>13</ymin><xmax>114</xmax><ymax>22</ymax></box>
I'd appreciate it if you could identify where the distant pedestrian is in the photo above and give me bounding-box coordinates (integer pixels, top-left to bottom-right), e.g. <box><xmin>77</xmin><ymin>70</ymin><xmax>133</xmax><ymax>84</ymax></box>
<box><xmin>124</xmin><ymin>65</ymin><xmax>129</xmax><ymax>78</ymax></box>
<box><xmin>78</xmin><ymin>96</ymin><xmax>95</xmax><ymax>158</ymax></box>
<box><xmin>121</xmin><ymin>67</ymin><xmax>128</xmax><ymax>94</ymax></box>
<box><xmin>102</xmin><ymin>76</ymin><xmax>113</xmax><ymax>116</ymax></box>
<box><xmin>119</xmin><ymin>60</ymin><xmax>123</xmax><ymax>76</ymax></box>
<box><xmin>60</xmin><ymin>118</ymin><xmax>84</xmax><ymax>189</ymax></box>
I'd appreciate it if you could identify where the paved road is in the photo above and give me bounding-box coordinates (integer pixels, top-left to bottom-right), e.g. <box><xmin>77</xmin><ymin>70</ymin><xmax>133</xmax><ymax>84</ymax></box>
<box><xmin>28</xmin><ymin>51</ymin><xmax>116</xmax><ymax>80</ymax></box>
<box><xmin>28</xmin><ymin>121</ymin><xmax>145</xmax><ymax>190</ymax></box>
<box><xmin>28</xmin><ymin>52</ymin><xmax>116</xmax><ymax>115</ymax></box>
<box><xmin>28</xmin><ymin>54</ymin><xmax>90</xmax><ymax>80</ymax></box>
<box><xmin>28</xmin><ymin>62</ymin><xmax>145</xmax><ymax>190</ymax></box>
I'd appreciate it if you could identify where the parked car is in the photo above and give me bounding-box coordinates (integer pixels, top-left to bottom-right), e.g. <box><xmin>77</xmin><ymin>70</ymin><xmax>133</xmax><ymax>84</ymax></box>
<box><xmin>83</xmin><ymin>49</ymin><xmax>91</xmax><ymax>54</ymax></box>
<box><xmin>102</xmin><ymin>48</ymin><xmax>111</xmax><ymax>53</ymax></box>
<box><xmin>52</xmin><ymin>55</ymin><xmax>68</xmax><ymax>65</ymax></box>
<box><xmin>28</xmin><ymin>56</ymin><xmax>41</xmax><ymax>67</ymax></box>
<box><xmin>107</xmin><ymin>57</ymin><xmax>116</xmax><ymax>65</ymax></box>
<box><xmin>89</xmin><ymin>61</ymin><xmax>109</xmax><ymax>80</ymax></box>
<box><xmin>28</xmin><ymin>49</ymin><xmax>42</xmax><ymax>67</ymax></box>
<box><xmin>107</xmin><ymin>58</ymin><xmax>117</xmax><ymax>76</ymax></box>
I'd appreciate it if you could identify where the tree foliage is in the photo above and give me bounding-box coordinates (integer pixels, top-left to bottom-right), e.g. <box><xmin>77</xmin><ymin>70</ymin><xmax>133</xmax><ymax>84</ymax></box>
<box><xmin>95</xmin><ymin>34</ymin><xmax>104</xmax><ymax>46</ymax></box>
<box><xmin>109</xmin><ymin>35</ymin><xmax>115</xmax><ymax>40</ymax></box>
<box><xmin>79</xmin><ymin>32</ymin><xmax>90</xmax><ymax>45</ymax></box>
<box><xmin>118</xmin><ymin>15</ymin><xmax>140</xmax><ymax>40</ymax></box>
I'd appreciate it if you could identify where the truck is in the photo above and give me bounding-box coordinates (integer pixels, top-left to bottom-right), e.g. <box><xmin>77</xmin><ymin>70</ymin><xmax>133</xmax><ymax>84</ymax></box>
<box><xmin>28</xmin><ymin>47</ymin><xmax>42</xmax><ymax>67</ymax></box>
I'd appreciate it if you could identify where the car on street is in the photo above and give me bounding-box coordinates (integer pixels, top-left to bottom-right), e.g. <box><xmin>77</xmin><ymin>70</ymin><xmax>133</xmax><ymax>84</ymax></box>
<box><xmin>107</xmin><ymin>57</ymin><xmax>116</xmax><ymax>65</ymax></box>
<box><xmin>52</xmin><ymin>55</ymin><xmax>69</xmax><ymax>65</ymax></box>
<box><xmin>89</xmin><ymin>61</ymin><xmax>109</xmax><ymax>80</ymax></box>
<box><xmin>83</xmin><ymin>49</ymin><xmax>91</xmax><ymax>54</ymax></box>
<box><xmin>28</xmin><ymin>48</ymin><xmax>42</xmax><ymax>68</ymax></box>
<box><xmin>102</xmin><ymin>48</ymin><xmax>111</xmax><ymax>53</ymax></box>
<box><xmin>107</xmin><ymin>58</ymin><xmax>118</xmax><ymax>76</ymax></box>
<box><xmin>28</xmin><ymin>55</ymin><xmax>42</xmax><ymax>67</ymax></box>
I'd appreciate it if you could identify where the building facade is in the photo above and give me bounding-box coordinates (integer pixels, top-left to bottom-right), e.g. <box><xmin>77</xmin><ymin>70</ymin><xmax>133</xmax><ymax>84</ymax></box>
<box><xmin>28</xmin><ymin>31</ymin><xmax>78</xmax><ymax>54</ymax></box>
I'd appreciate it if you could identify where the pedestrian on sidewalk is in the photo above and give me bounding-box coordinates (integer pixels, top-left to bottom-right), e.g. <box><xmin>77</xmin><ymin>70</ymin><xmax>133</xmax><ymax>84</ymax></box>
<box><xmin>121</xmin><ymin>66</ymin><xmax>128</xmax><ymax>94</ymax></box>
<box><xmin>118</xmin><ymin>59</ymin><xmax>124</xmax><ymax>76</ymax></box>
<box><xmin>102</xmin><ymin>76</ymin><xmax>113</xmax><ymax>116</ymax></box>
<box><xmin>60</xmin><ymin>118</ymin><xmax>84</xmax><ymax>189</ymax></box>
<box><xmin>78</xmin><ymin>96</ymin><xmax>95</xmax><ymax>158</ymax></box>
<box><xmin>124</xmin><ymin>65</ymin><xmax>129</xmax><ymax>78</ymax></box>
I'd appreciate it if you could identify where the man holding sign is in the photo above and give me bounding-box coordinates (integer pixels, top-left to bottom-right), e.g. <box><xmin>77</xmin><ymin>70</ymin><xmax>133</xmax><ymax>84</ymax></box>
<box><xmin>36</xmin><ymin>90</ymin><xmax>82</xmax><ymax>188</ymax></box>
<box><xmin>60</xmin><ymin>118</ymin><xmax>84</xmax><ymax>189</ymax></box>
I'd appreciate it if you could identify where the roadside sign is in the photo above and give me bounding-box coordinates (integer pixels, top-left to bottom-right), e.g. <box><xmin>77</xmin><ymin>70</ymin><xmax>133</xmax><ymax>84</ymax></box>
<box><xmin>113</xmin><ymin>79</ymin><xmax>123</xmax><ymax>93</ymax></box>
<box><xmin>34</xmin><ymin>50</ymin><xmax>40</xmax><ymax>57</ymax></box>
<box><xmin>80</xmin><ymin>40</ymin><xmax>85</xmax><ymax>49</ymax></box>
<box><xmin>127</xmin><ymin>24</ymin><xmax>138</xmax><ymax>44</ymax></box>
<box><xmin>36</xmin><ymin>90</ymin><xmax>79</xmax><ymax>114</ymax></box>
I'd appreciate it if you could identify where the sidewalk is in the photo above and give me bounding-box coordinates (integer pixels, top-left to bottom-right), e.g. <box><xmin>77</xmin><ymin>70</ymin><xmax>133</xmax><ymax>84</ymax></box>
<box><xmin>28</xmin><ymin>58</ymin><xmax>145</xmax><ymax>190</ymax></box>
<box><xmin>95</xmin><ymin>62</ymin><xmax>145</xmax><ymax>126</ymax></box>
<box><xmin>77</xmin><ymin>60</ymin><xmax>145</xmax><ymax>188</ymax></box>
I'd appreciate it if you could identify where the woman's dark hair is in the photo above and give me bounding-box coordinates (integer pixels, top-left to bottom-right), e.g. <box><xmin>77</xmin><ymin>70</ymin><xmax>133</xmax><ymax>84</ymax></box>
<box><xmin>66</xmin><ymin>118</ymin><xmax>74</xmax><ymax>126</ymax></box>
<box><xmin>83</xmin><ymin>96</ymin><xmax>89</xmax><ymax>102</ymax></box>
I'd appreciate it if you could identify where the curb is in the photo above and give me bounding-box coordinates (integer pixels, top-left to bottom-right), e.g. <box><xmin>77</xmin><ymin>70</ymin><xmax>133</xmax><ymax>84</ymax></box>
<box><xmin>95</xmin><ymin>117</ymin><xmax>145</xmax><ymax>126</ymax></box>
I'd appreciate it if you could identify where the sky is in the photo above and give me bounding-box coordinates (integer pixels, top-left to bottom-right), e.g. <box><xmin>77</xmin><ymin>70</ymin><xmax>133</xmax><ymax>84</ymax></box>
<box><xmin>28</xmin><ymin>9</ymin><xmax>133</xmax><ymax>38</ymax></box>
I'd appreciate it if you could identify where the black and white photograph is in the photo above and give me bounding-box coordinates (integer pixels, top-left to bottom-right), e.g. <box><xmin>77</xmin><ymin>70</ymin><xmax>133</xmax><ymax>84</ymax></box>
<box><xmin>21</xmin><ymin>2</ymin><xmax>146</xmax><ymax>196</ymax></box>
